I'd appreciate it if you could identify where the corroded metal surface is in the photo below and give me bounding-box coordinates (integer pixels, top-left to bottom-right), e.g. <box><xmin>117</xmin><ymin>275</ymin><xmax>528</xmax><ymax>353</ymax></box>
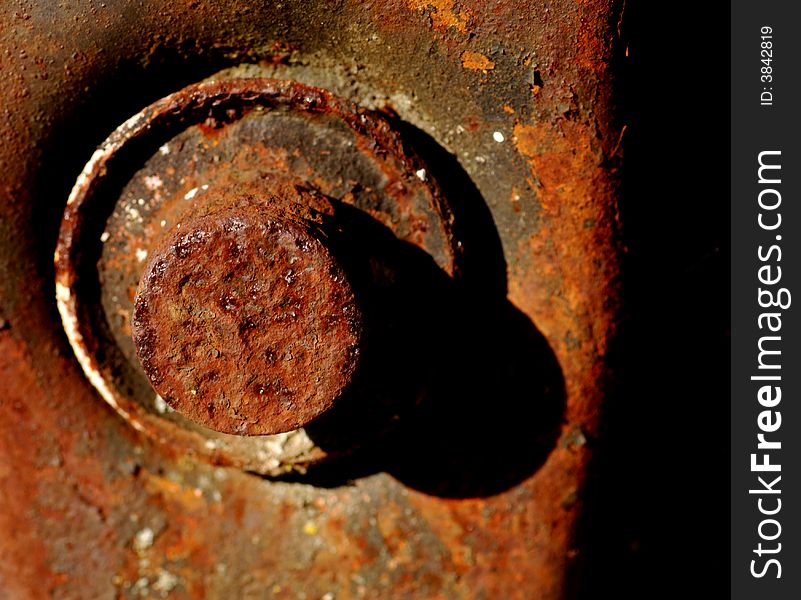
<box><xmin>0</xmin><ymin>1</ymin><xmax>624</xmax><ymax>598</ymax></box>
<box><xmin>133</xmin><ymin>205</ymin><xmax>363</xmax><ymax>436</ymax></box>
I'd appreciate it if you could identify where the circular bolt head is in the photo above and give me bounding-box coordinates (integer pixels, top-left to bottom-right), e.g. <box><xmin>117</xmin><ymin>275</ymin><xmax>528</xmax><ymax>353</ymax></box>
<box><xmin>131</xmin><ymin>207</ymin><xmax>363</xmax><ymax>435</ymax></box>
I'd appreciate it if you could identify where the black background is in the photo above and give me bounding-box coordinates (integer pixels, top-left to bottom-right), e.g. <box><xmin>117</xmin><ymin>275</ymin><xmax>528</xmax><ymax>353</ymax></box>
<box><xmin>578</xmin><ymin>2</ymin><xmax>728</xmax><ymax>598</ymax></box>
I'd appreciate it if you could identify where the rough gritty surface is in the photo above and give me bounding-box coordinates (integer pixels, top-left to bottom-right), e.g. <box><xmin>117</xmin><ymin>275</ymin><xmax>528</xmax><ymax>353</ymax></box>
<box><xmin>133</xmin><ymin>207</ymin><xmax>363</xmax><ymax>435</ymax></box>
<box><xmin>0</xmin><ymin>0</ymin><xmax>624</xmax><ymax>598</ymax></box>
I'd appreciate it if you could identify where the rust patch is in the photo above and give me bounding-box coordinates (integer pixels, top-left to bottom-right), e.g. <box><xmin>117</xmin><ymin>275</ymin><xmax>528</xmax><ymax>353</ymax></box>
<box><xmin>514</xmin><ymin>120</ymin><xmax>598</xmax><ymax>205</ymax></box>
<box><xmin>0</xmin><ymin>335</ymin><xmax>61</xmax><ymax>598</ymax></box>
<box><xmin>405</xmin><ymin>0</ymin><xmax>473</xmax><ymax>33</ymax></box>
<box><xmin>460</xmin><ymin>51</ymin><xmax>495</xmax><ymax>71</ymax></box>
<box><xmin>511</xmin><ymin>117</ymin><xmax>620</xmax><ymax>428</ymax></box>
<box><xmin>133</xmin><ymin>205</ymin><xmax>363</xmax><ymax>436</ymax></box>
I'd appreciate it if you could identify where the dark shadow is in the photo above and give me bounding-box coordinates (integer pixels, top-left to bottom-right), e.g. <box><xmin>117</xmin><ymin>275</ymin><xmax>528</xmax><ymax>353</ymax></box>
<box><xmin>272</xmin><ymin>202</ymin><xmax>566</xmax><ymax>498</ymax></box>
<box><xmin>387</xmin><ymin>117</ymin><xmax>508</xmax><ymax>296</ymax></box>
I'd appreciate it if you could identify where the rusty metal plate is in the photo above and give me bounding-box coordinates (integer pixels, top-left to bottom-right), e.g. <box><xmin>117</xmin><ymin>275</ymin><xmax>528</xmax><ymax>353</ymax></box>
<box><xmin>0</xmin><ymin>1</ymin><xmax>624</xmax><ymax>598</ymax></box>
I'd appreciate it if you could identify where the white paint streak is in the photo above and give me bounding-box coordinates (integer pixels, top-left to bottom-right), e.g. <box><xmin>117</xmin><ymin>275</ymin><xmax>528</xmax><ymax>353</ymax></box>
<box><xmin>55</xmin><ymin>282</ymin><xmax>145</xmax><ymax>433</ymax></box>
<box><xmin>66</xmin><ymin>148</ymin><xmax>106</xmax><ymax>206</ymax></box>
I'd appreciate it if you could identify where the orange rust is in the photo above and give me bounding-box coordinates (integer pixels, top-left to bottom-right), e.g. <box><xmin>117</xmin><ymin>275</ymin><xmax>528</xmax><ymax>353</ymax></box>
<box><xmin>460</xmin><ymin>50</ymin><xmax>495</xmax><ymax>71</ymax></box>
<box><xmin>511</xmin><ymin>117</ymin><xmax>620</xmax><ymax>428</ymax></box>
<box><xmin>0</xmin><ymin>332</ymin><xmax>133</xmax><ymax>598</ymax></box>
<box><xmin>405</xmin><ymin>0</ymin><xmax>473</xmax><ymax>33</ymax></box>
<box><xmin>142</xmin><ymin>474</ymin><xmax>210</xmax><ymax>513</ymax></box>
<box><xmin>0</xmin><ymin>336</ymin><xmax>61</xmax><ymax>598</ymax></box>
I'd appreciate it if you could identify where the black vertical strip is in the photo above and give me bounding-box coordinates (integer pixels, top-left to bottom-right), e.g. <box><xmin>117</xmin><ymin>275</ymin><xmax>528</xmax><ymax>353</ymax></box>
<box><xmin>579</xmin><ymin>3</ymin><xmax>728</xmax><ymax>598</ymax></box>
<box><xmin>732</xmin><ymin>2</ymin><xmax>801</xmax><ymax>598</ymax></box>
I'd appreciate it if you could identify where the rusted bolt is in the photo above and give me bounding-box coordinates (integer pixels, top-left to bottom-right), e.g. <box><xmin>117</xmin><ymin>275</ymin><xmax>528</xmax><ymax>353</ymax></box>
<box><xmin>131</xmin><ymin>205</ymin><xmax>363</xmax><ymax>436</ymax></box>
<box><xmin>55</xmin><ymin>78</ymin><xmax>459</xmax><ymax>468</ymax></box>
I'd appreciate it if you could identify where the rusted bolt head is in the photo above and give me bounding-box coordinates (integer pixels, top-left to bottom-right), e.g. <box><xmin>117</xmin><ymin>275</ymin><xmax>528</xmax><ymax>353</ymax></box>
<box><xmin>131</xmin><ymin>206</ymin><xmax>363</xmax><ymax>435</ymax></box>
